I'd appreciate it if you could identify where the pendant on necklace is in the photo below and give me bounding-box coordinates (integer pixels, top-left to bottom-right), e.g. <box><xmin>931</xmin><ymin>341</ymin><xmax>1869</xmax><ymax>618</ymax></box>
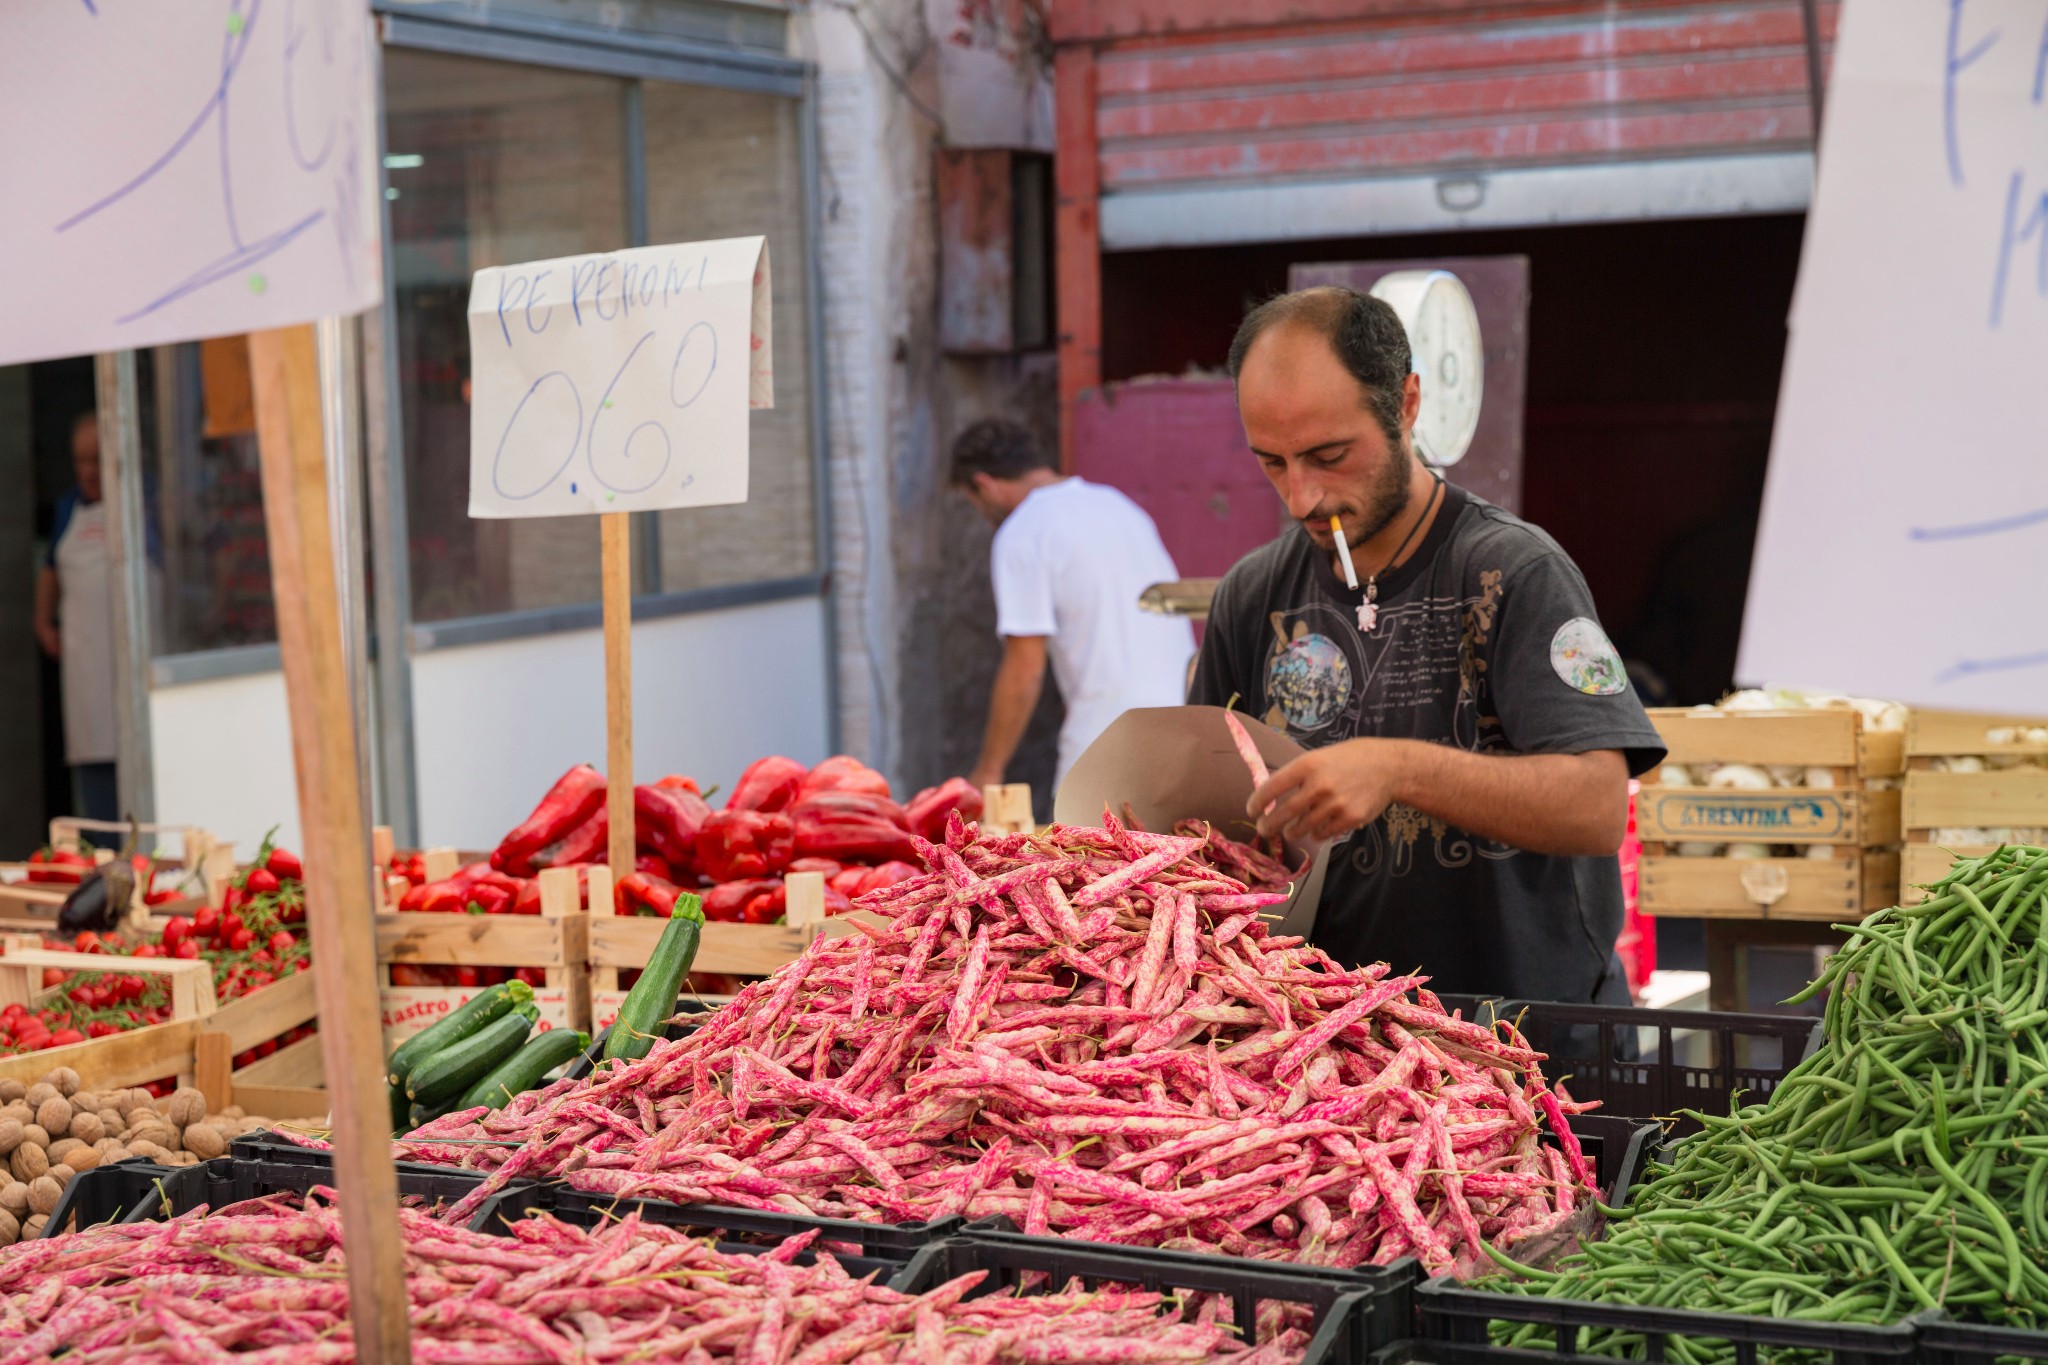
<box><xmin>1357</xmin><ymin>580</ymin><xmax>1379</xmax><ymax>633</ymax></box>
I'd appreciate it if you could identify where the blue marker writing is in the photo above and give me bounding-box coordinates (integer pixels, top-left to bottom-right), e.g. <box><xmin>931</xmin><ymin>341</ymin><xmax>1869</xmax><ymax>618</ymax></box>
<box><xmin>525</xmin><ymin>270</ymin><xmax>552</xmax><ymax>335</ymax></box>
<box><xmin>1945</xmin><ymin>0</ymin><xmax>2000</xmax><ymax>187</ymax></box>
<box><xmin>1987</xmin><ymin>170</ymin><xmax>2047</xmax><ymax>329</ymax></box>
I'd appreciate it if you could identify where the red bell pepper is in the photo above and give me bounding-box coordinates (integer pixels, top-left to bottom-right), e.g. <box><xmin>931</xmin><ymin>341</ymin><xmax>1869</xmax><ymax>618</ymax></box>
<box><xmin>696</xmin><ymin>809</ymin><xmax>795</xmax><ymax>882</ymax></box>
<box><xmin>491</xmin><ymin>764</ymin><xmax>606</xmax><ymax>875</ymax></box>
<box><xmin>532</xmin><ymin>806</ymin><xmax>607</xmax><ymax>869</ymax></box>
<box><xmin>656</xmin><ymin>773</ymin><xmax>703</xmax><ymax>796</ymax></box>
<box><xmin>398</xmin><ymin>862</ymin><xmax>499</xmax><ymax>914</ymax></box>
<box><xmin>796</xmin><ymin>755</ymin><xmax>891</xmax><ymax>801</ymax></box>
<box><xmin>828</xmin><ymin>868</ymin><xmax>869</xmax><ymax>901</ymax></box>
<box><xmin>615</xmin><ymin>871</ymin><xmax>688</xmax><ymax>918</ymax></box>
<box><xmin>741</xmin><ymin>883</ymin><xmax>785</xmax><ymax>925</ymax></box>
<box><xmin>859</xmin><ymin>859</ymin><xmax>922</xmax><ymax>897</ymax></box>
<box><xmin>703</xmin><ymin>878</ymin><xmax>781</xmax><ymax>924</ymax></box>
<box><xmin>726</xmin><ymin>756</ymin><xmax>807</xmax><ymax>814</ymax></box>
<box><xmin>788</xmin><ymin>792</ymin><xmax>917</xmax><ymax>865</ymax></box>
<box><xmin>789</xmin><ymin>857</ymin><xmax>844</xmax><ymax>878</ymax></box>
<box><xmin>906</xmin><ymin>777</ymin><xmax>984</xmax><ymax>844</ymax></box>
<box><xmin>635</xmin><ymin>782</ymin><xmax>711</xmax><ymax>874</ymax></box>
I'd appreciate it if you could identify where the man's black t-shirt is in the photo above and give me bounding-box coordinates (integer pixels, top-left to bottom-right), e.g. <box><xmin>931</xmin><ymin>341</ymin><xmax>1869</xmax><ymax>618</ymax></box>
<box><xmin>1188</xmin><ymin>484</ymin><xmax>1667</xmax><ymax>1004</ymax></box>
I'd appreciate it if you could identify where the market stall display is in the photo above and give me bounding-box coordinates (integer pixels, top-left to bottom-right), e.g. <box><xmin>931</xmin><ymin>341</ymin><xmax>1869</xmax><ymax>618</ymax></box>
<box><xmin>1901</xmin><ymin>709</ymin><xmax>2048</xmax><ymax>902</ymax></box>
<box><xmin>1450</xmin><ymin>845</ymin><xmax>2048</xmax><ymax>1358</ymax></box>
<box><xmin>404</xmin><ymin>814</ymin><xmax>1605</xmax><ymax>1276</ymax></box>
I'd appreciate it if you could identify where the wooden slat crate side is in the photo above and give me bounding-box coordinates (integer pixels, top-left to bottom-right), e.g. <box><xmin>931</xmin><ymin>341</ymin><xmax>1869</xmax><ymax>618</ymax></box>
<box><xmin>374</xmin><ymin>912</ymin><xmax>587</xmax><ymax>970</ymax></box>
<box><xmin>1906</xmin><ymin>709</ymin><xmax>2048</xmax><ymax>757</ymax></box>
<box><xmin>1902</xmin><ymin>770</ymin><xmax>2048</xmax><ymax>830</ymax></box>
<box><xmin>1647</xmin><ymin>708</ymin><xmax>1867</xmax><ymax>769</ymax></box>
<box><xmin>231</xmin><ymin>1083</ymin><xmax>329</xmax><ymax>1121</ymax></box>
<box><xmin>1900</xmin><ymin>843</ymin><xmax>2000</xmax><ymax>904</ymax></box>
<box><xmin>232</xmin><ymin>1031</ymin><xmax>324</xmax><ymax>1087</ymax></box>
<box><xmin>1638</xmin><ymin>853</ymin><xmax>1872</xmax><ymax>921</ymax></box>
<box><xmin>210</xmin><ymin>969</ymin><xmax>319</xmax><ymax>1054</ymax></box>
<box><xmin>0</xmin><ymin>1018</ymin><xmax>201</xmax><ymax>1088</ymax></box>
<box><xmin>1636</xmin><ymin>787</ymin><xmax>1878</xmax><ymax>846</ymax></box>
<box><xmin>587</xmin><ymin>917</ymin><xmax>814</xmax><ymax>981</ymax></box>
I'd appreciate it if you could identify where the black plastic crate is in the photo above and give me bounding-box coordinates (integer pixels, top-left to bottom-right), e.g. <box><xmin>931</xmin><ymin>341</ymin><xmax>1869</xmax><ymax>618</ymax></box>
<box><xmin>1416</xmin><ymin>1275</ymin><xmax>1918</xmax><ymax>1365</ymax></box>
<box><xmin>1556</xmin><ymin>1114</ymin><xmax>1661</xmax><ymax>1207</ymax></box>
<box><xmin>896</xmin><ymin>1233</ymin><xmax>1399</xmax><ymax>1365</ymax></box>
<box><xmin>513</xmin><ymin>1180</ymin><xmax>964</xmax><ymax>1270</ymax></box>
<box><xmin>1915</xmin><ymin>1313</ymin><xmax>2048</xmax><ymax>1365</ymax></box>
<box><xmin>1492</xmin><ymin>1001</ymin><xmax>1820</xmax><ymax>1138</ymax></box>
<box><xmin>219</xmin><ymin>1132</ymin><xmax>537</xmax><ymax>1233</ymax></box>
<box><xmin>41</xmin><ymin>1158</ymin><xmax>206</xmax><ymax>1236</ymax></box>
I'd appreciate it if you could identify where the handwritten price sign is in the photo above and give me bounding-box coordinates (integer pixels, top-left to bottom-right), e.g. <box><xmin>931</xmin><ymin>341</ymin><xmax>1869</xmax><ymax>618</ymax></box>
<box><xmin>467</xmin><ymin>237</ymin><xmax>773</xmax><ymax>518</ymax></box>
<box><xmin>0</xmin><ymin>0</ymin><xmax>383</xmax><ymax>367</ymax></box>
<box><xmin>1741</xmin><ymin>0</ymin><xmax>2048</xmax><ymax>711</ymax></box>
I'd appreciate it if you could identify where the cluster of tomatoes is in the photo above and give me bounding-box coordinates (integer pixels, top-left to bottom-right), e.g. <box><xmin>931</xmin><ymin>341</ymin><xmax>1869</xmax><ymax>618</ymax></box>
<box><xmin>4</xmin><ymin>838</ymin><xmax>316</xmax><ymax>1059</ymax></box>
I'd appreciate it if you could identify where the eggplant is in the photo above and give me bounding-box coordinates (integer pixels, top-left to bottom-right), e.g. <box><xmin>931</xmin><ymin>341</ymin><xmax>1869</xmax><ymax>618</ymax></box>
<box><xmin>54</xmin><ymin>820</ymin><xmax>140</xmax><ymax>938</ymax></box>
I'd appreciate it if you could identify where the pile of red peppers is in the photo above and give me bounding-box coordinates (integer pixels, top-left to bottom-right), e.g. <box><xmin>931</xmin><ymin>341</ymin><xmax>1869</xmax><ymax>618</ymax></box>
<box><xmin>391</xmin><ymin>755</ymin><xmax>984</xmax><ymax>932</ymax></box>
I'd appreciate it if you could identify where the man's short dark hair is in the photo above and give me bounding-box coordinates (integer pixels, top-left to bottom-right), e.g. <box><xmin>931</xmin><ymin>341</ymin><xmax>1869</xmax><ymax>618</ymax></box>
<box><xmin>949</xmin><ymin>418</ymin><xmax>1054</xmax><ymax>485</ymax></box>
<box><xmin>1226</xmin><ymin>287</ymin><xmax>1411</xmax><ymax>451</ymax></box>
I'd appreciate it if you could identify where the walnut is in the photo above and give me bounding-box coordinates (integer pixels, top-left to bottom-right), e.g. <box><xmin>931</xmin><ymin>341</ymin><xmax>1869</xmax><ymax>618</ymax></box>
<box><xmin>45</xmin><ymin>1068</ymin><xmax>79</xmax><ymax>1097</ymax></box>
<box><xmin>34</xmin><ymin>1098</ymin><xmax>71</xmax><ymax>1138</ymax></box>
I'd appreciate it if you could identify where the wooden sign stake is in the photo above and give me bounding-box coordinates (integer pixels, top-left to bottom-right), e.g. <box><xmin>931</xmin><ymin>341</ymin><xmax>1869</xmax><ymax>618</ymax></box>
<box><xmin>250</xmin><ymin>323</ymin><xmax>412</xmax><ymax>1365</ymax></box>
<box><xmin>602</xmin><ymin>513</ymin><xmax>635</xmax><ymax>878</ymax></box>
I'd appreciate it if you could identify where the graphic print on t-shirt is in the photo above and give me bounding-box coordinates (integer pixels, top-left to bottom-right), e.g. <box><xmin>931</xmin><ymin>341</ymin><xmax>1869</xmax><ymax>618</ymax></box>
<box><xmin>1261</xmin><ymin>568</ymin><xmax>1514</xmax><ymax>876</ymax></box>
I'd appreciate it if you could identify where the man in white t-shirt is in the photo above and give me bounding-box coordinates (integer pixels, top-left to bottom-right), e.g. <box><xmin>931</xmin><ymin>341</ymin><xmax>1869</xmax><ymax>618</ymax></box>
<box><xmin>951</xmin><ymin>420</ymin><xmax>1195</xmax><ymax>795</ymax></box>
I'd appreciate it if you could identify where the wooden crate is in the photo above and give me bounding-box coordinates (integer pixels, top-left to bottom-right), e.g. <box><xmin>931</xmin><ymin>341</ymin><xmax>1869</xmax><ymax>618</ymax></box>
<box><xmin>0</xmin><ymin>962</ymin><xmax>320</xmax><ymax>1095</ymax></box>
<box><xmin>376</xmin><ymin>897</ymin><xmax>589</xmax><ymax>1047</ymax></box>
<box><xmin>586</xmin><ymin>868</ymin><xmax>824</xmax><ymax>1030</ymax></box>
<box><xmin>1639</xmin><ymin>707</ymin><xmax>1905</xmax><ymax>920</ymax></box>
<box><xmin>1899</xmin><ymin>842</ymin><xmax>2001</xmax><ymax>905</ymax></box>
<box><xmin>1900</xmin><ymin>709</ymin><xmax>2048</xmax><ymax>868</ymax></box>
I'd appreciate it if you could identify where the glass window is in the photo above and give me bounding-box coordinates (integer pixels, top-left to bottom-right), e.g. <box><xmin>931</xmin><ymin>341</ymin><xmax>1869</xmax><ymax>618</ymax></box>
<box><xmin>384</xmin><ymin>51</ymin><xmax>628</xmax><ymax>622</ymax></box>
<box><xmin>642</xmin><ymin>82</ymin><xmax>818</xmax><ymax>592</ymax></box>
<box><xmin>141</xmin><ymin>338</ymin><xmax>276</xmax><ymax>655</ymax></box>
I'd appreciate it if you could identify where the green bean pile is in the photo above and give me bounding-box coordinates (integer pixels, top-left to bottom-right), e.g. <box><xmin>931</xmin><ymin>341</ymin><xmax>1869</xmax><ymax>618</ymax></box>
<box><xmin>1482</xmin><ymin>845</ymin><xmax>2048</xmax><ymax>1355</ymax></box>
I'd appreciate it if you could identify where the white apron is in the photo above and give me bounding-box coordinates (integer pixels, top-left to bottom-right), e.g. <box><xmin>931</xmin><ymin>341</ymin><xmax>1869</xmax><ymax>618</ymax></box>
<box><xmin>54</xmin><ymin>501</ymin><xmax>117</xmax><ymax>765</ymax></box>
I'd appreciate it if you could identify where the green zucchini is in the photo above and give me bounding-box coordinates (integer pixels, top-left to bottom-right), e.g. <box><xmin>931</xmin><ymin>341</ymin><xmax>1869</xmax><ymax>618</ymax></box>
<box><xmin>459</xmin><ymin>1028</ymin><xmax>591</xmax><ymax>1110</ymax></box>
<box><xmin>603</xmin><ymin>891</ymin><xmax>705</xmax><ymax>1064</ymax></box>
<box><xmin>386</xmin><ymin>980</ymin><xmax>534</xmax><ymax>1087</ymax></box>
<box><xmin>409</xmin><ymin>1095</ymin><xmax>463</xmax><ymax>1130</ymax></box>
<box><xmin>405</xmin><ymin>1003</ymin><xmax>539</xmax><ymax>1104</ymax></box>
<box><xmin>389</xmin><ymin>1082</ymin><xmax>413</xmax><ymax>1136</ymax></box>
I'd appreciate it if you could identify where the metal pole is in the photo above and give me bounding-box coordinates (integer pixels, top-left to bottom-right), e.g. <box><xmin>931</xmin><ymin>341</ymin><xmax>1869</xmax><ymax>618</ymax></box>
<box><xmin>316</xmin><ymin>316</ymin><xmax>375</xmax><ymax>831</ymax></box>
<box><xmin>366</xmin><ymin>39</ymin><xmax>420</xmax><ymax>845</ymax></box>
<box><xmin>93</xmin><ymin>350</ymin><xmax>156</xmax><ymax>840</ymax></box>
<box><xmin>1799</xmin><ymin>0</ymin><xmax>1827</xmax><ymax>145</ymax></box>
<box><xmin>801</xmin><ymin>73</ymin><xmax>843</xmax><ymax>757</ymax></box>
<box><xmin>623</xmin><ymin>79</ymin><xmax>662</xmax><ymax>596</ymax></box>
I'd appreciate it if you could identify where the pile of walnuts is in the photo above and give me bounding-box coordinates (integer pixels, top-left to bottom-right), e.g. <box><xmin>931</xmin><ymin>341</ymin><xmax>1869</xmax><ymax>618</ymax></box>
<box><xmin>0</xmin><ymin>1068</ymin><xmax>280</xmax><ymax>1243</ymax></box>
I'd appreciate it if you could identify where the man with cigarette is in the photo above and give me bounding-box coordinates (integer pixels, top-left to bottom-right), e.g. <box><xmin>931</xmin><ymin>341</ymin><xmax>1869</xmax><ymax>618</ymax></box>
<box><xmin>1187</xmin><ymin>287</ymin><xmax>1665</xmax><ymax>1004</ymax></box>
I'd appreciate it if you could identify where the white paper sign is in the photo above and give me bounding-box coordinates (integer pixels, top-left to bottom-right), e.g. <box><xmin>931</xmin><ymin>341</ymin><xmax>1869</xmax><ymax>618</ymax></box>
<box><xmin>0</xmin><ymin>0</ymin><xmax>383</xmax><ymax>367</ymax></box>
<box><xmin>1739</xmin><ymin>0</ymin><xmax>2048</xmax><ymax>711</ymax></box>
<box><xmin>467</xmin><ymin>238</ymin><xmax>773</xmax><ymax>518</ymax></box>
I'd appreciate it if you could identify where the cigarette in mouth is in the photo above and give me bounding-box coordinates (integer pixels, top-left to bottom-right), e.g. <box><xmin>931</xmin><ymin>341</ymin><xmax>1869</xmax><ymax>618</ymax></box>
<box><xmin>1330</xmin><ymin>516</ymin><xmax>1361</xmax><ymax>590</ymax></box>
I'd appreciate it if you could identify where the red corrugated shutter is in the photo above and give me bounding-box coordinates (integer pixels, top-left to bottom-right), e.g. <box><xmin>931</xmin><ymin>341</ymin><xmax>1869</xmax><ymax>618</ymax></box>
<box><xmin>1091</xmin><ymin>0</ymin><xmax>1833</xmax><ymax>195</ymax></box>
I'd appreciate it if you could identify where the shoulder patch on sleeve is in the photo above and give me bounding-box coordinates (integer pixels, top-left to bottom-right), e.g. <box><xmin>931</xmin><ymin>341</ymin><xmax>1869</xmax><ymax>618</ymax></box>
<box><xmin>1549</xmin><ymin>617</ymin><xmax>1628</xmax><ymax>696</ymax></box>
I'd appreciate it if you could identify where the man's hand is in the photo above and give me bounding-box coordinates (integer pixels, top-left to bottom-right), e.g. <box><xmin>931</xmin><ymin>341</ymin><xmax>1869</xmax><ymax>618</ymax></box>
<box><xmin>1249</xmin><ymin>741</ymin><xmax>1631</xmax><ymax>857</ymax></box>
<box><xmin>33</xmin><ymin>565</ymin><xmax>60</xmax><ymax>660</ymax></box>
<box><xmin>1249</xmin><ymin>739</ymin><xmax>1415</xmax><ymax>845</ymax></box>
<box><xmin>967</xmin><ymin>764</ymin><xmax>1004</xmax><ymax>793</ymax></box>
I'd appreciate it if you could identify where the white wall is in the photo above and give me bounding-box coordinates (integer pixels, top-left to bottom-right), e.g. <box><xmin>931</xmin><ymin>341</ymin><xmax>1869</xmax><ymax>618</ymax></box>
<box><xmin>151</xmin><ymin>669</ymin><xmax>302</xmax><ymax>857</ymax></box>
<box><xmin>410</xmin><ymin>594</ymin><xmax>831</xmax><ymax>851</ymax></box>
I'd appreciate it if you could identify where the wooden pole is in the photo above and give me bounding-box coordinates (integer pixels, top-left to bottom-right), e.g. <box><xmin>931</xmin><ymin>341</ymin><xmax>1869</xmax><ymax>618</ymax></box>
<box><xmin>249</xmin><ymin>323</ymin><xmax>412</xmax><ymax>1365</ymax></box>
<box><xmin>602</xmin><ymin>513</ymin><xmax>636</xmax><ymax>880</ymax></box>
